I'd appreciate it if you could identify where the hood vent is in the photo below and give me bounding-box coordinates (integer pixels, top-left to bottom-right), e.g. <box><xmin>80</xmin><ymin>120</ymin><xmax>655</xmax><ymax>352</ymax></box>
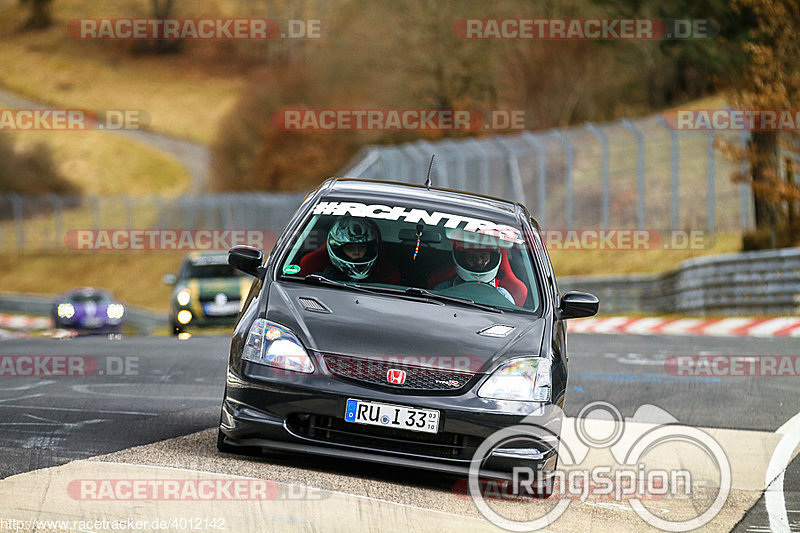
<box><xmin>477</xmin><ymin>324</ymin><xmax>515</xmax><ymax>337</ymax></box>
<box><xmin>299</xmin><ymin>297</ymin><xmax>331</xmax><ymax>313</ymax></box>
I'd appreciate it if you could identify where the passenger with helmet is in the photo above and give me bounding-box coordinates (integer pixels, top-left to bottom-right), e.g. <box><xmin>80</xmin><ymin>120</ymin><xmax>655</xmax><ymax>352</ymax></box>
<box><xmin>434</xmin><ymin>230</ymin><xmax>515</xmax><ymax>303</ymax></box>
<box><xmin>322</xmin><ymin>216</ymin><xmax>381</xmax><ymax>281</ymax></box>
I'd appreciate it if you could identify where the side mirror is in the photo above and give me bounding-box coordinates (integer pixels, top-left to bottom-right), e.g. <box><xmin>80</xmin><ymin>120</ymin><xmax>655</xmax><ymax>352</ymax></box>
<box><xmin>228</xmin><ymin>245</ymin><xmax>264</xmax><ymax>277</ymax></box>
<box><xmin>162</xmin><ymin>273</ymin><xmax>177</xmax><ymax>286</ymax></box>
<box><xmin>557</xmin><ymin>291</ymin><xmax>599</xmax><ymax>320</ymax></box>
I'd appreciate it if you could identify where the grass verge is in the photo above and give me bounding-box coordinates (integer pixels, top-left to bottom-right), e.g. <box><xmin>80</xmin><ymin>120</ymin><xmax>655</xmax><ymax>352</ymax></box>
<box><xmin>0</xmin><ymin>251</ymin><xmax>186</xmax><ymax>311</ymax></box>
<box><xmin>0</xmin><ymin>0</ymin><xmax>242</xmax><ymax>144</ymax></box>
<box><xmin>549</xmin><ymin>232</ymin><xmax>742</xmax><ymax>277</ymax></box>
<box><xmin>1</xmin><ymin>128</ymin><xmax>191</xmax><ymax>195</ymax></box>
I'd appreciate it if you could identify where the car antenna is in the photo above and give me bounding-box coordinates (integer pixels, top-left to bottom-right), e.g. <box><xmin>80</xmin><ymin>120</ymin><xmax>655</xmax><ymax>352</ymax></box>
<box><xmin>424</xmin><ymin>154</ymin><xmax>435</xmax><ymax>190</ymax></box>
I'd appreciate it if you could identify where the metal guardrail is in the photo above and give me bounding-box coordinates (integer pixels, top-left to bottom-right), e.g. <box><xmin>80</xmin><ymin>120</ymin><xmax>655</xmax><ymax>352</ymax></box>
<box><xmin>0</xmin><ymin>293</ymin><xmax>167</xmax><ymax>334</ymax></box>
<box><xmin>560</xmin><ymin>248</ymin><xmax>800</xmax><ymax>316</ymax></box>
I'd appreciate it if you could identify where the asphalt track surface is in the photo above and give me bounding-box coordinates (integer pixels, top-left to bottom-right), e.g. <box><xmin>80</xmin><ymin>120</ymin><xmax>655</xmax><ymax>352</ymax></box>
<box><xmin>0</xmin><ymin>332</ymin><xmax>798</xmax><ymax>532</ymax></box>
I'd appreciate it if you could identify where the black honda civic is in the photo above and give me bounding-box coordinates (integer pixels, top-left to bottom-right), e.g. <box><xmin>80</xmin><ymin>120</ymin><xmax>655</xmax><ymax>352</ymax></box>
<box><xmin>217</xmin><ymin>178</ymin><xmax>598</xmax><ymax>486</ymax></box>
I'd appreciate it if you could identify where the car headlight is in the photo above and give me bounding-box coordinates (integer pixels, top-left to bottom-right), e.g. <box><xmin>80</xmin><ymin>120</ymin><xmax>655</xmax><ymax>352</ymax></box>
<box><xmin>242</xmin><ymin>319</ymin><xmax>315</xmax><ymax>374</ymax></box>
<box><xmin>478</xmin><ymin>357</ymin><xmax>551</xmax><ymax>402</ymax></box>
<box><xmin>57</xmin><ymin>303</ymin><xmax>75</xmax><ymax>319</ymax></box>
<box><xmin>176</xmin><ymin>289</ymin><xmax>191</xmax><ymax>306</ymax></box>
<box><xmin>106</xmin><ymin>303</ymin><xmax>125</xmax><ymax>320</ymax></box>
<box><xmin>177</xmin><ymin>310</ymin><xmax>193</xmax><ymax>324</ymax></box>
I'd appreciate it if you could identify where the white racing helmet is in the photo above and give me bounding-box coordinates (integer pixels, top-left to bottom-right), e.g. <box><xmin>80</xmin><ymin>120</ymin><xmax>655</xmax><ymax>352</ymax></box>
<box><xmin>450</xmin><ymin>229</ymin><xmax>502</xmax><ymax>283</ymax></box>
<box><xmin>326</xmin><ymin>216</ymin><xmax>379</xmax><ymax>280</ymax></box>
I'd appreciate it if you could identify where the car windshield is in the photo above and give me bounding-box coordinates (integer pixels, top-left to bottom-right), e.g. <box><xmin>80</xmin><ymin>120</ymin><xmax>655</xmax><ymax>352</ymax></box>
<box><xmin>279</xmin><ymin>199</ymin><xmax>541</xmax><ymax>313</ymax></box>
<box><xmin>68</xmin><ymin>292</ymin><xmax>111</xmax><ymax>303</ymax></box>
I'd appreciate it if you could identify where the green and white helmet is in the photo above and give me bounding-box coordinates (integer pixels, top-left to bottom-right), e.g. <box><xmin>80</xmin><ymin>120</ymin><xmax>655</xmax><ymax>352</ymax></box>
<box><xmin>326</xmin><ymin>216</ymin><xmax>380</xmax><ymax>280</ymax></box>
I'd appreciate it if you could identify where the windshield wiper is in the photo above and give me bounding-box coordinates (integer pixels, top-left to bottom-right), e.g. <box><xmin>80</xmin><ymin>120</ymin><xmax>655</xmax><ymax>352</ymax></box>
<box><xmin>403</xmin><ymin>287</ymin><xmax>504</xmax><ymax>313</ymax></box>
<box><xmin>291</xmin><ymin>275</ymin><xmax>443</xmax><ymax>305</ymax></box>
<box><xmin>298</xmin><ymin>274</ymin><xmax>376</xmax><ymax>295</ymax></box>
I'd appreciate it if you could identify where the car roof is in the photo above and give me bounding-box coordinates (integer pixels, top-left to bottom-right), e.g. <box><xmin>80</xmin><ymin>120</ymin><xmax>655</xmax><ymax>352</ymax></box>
<box><xmin>320</xmin><ymin>179</ymin><xmax>524</xmax><ymax>225</ymax></box>
<box><xmin>185</xmin><ymin>251</ymin><xmax>228</xmax><ymax>262</ymax></box>
<box><xmin>63</xmin><ymin>287</ymin><xmax>112</xmax><ymax>298</ymax></box>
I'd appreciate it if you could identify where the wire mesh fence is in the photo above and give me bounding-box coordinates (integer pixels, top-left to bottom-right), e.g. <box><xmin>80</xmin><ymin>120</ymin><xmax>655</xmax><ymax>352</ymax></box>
<box><xmin>1</xmin><ymin>112</ymin><xmax>779</xmax><ymax>254</ymax></box>
<box><xmin>342</xmin><ymin>113</ymin><xmax>755</xmax><ymax>233</ymax></box>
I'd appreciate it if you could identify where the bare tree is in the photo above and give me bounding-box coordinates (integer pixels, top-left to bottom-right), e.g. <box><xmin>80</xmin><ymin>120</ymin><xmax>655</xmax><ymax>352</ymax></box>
<box><xmin>723</xmin><ymin>0</ymin><xmax>800</xmax><ymax>245</ymax></box>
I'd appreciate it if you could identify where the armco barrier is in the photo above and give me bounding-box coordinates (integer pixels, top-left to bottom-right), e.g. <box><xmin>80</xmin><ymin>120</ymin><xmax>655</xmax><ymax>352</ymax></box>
<box><xmin>0</xmin><ymin>293</ymin><xmax>166</xmax><ymax>334</ymax></box>
<box><xmin>560</xmin><ymin>247</ymin><xmax>800</xmax><ymax>316</ymax></box>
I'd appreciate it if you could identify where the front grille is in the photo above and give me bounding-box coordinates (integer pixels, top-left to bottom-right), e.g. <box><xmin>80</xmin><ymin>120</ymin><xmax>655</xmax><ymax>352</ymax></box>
<box><xmin>323</xmin><ymin>354</ymin><xmax>476</xmax><ymax>392</ymax></box>
<box><xmin>288</xmin><ymin>413</ymin><xmax>481</xmax><ymax>458</ymax></box>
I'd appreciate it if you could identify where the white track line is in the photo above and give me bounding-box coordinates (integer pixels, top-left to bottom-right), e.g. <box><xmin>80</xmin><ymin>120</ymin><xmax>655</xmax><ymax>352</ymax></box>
<box><xmin>766</xmin><ymin>411</ymin><xmax>800</xmax><ymax>533</ymax></box>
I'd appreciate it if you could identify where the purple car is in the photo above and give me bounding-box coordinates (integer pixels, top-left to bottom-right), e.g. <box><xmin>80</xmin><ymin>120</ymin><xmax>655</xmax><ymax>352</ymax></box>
<box><xmin>52</xmin><ymin>288</ymin><xmax>125</xmax><ymax>334</ymax></box>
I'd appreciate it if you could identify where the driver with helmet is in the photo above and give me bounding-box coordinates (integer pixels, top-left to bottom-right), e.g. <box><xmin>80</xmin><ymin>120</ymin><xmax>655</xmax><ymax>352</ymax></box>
<box><xmin>322</xmin><ymin>216</ymin><xmax>381</xmax><ymax>281</ymax></box>
<box><xmin>434</xmin><ymin>231</ymin><xmax>515</xmax><ymax>303</ymax></box>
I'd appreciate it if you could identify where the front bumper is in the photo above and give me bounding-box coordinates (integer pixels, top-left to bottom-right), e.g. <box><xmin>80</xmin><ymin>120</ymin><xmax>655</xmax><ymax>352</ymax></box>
<box><xmin>219</xmin><ymin>362</ymin><xmax>562</xmax><ymax>480</ymax></box>
<box><xmin>170</xmin><ymin>307</ymin><xmax>238</xmax><ymax>328</ymax></box>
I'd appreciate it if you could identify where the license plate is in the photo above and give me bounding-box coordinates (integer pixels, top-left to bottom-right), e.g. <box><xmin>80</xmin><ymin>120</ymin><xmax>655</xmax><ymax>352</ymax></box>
<box><xmin>83</xmin><ymin>317</ymin><xmax>102</xmax><ymax>327</ymax></box>
<box><xmin>344</xmin><ymin>399</ymin><xmax>439</xmax><ymax>434</ymax></box>
<box><xmin>203</xmin><ymin>302</ymin><xmax>240</xmax><ymax>316</ymax></box>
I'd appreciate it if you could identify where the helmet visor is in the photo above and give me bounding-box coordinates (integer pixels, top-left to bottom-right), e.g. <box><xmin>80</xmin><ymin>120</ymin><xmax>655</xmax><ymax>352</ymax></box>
<box><xmin>454</xmin><ymin>249</ymin><xmax>501</xmax><ymax>273</ymax></box>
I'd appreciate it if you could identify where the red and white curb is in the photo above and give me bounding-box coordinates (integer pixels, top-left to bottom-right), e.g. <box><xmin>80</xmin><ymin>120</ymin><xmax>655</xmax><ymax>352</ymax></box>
<box><xmin>0</xmin><ymin>313</ymin><xmax>52</xmax><ymax>330</ymax></box>
<box><xmin>568</xmin><ymin>316</ymin><xmax>800</xmax><ymax>337</ymax></box>
<box><xmin>0</xmin><ymin>327</ymin><xmax>28</xmax><ymax>339</ymax></box>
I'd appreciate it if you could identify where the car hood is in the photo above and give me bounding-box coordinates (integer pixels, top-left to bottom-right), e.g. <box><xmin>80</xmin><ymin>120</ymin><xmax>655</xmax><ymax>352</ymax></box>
<box><xmin>265</xmin><ymin>281</ymin><xmax>547</xmax><ymax>373</ymax></box>
<box><xmin>70</xmin><ymin>301</ymin><xmax>109</xmax><ymax>318</ymax></box>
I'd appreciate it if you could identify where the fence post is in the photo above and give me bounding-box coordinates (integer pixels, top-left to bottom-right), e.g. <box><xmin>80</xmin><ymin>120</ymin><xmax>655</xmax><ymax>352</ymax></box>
<box><xmin>493</xmin><ymin>136</ymin><xmax>527</xmax><ymax>204</ymax></box>
<box><xmin>222</xmin><ymin>195</ymin><xmax>235</xmax><ymax>229</ymax></box>
<box><xmin>124</xmin><ymin>195</ymin><xmax>134</xmax><ymax>229</ymax></box>
<box><xmin>10</xmin><ymin>194</ymin><xmax>24</xmax><ymax>253</ymax></box>
<box><xmin>90</xmin><ymin>196</ymin><xmax>100</xmax><ymax>231</ymax></box>
<box><xmin>48</xmin><ymin>194</ymin><xmax>64</xmax><ymax>250</ymax></box>
<box><xmin>445</xmin><ymin>139</ymin><xmax>468</xmax><ymax>191</ymax></box>
<box><xmin>154</xmin><ymin>196</ymin><xmax>164</xmax><ymax>230</ymax></box>
<box><xmin>464</xmin><ymin>137</ymin><xmax>491</xmax><ymax>196</ymax></box>
<box><xmin>657</xmin><ymin>116</ymin><xmax>680</xmax><ymax>229</ymax></box>
<box><xmin>401</xmin><ymin>144</ymin><xmax>425</xmax><ymax>185</ymax></box>
<box><xmin>344</xmin><ymin>148</ymin><xmax>380</xmax><ymax>179</ymax></box>
<box><xmin>706</xmin><ymin>131</ymin><xmax>715</xmax><ymax>233</ymax></box>
<box><xmin>622</xmin><ymin>119</ymin><xmax>646</xmax><ymax>229</ymax></box>
<box><xmin>739</xmin><ymin>130</ymin><xmax>751</xmax><ymax>230</ymax></box>
<box><xmin>552</xmin><ymin>130</ymin><xmax>574</xmax><ymax>229</ymax></box>
<box><xmin>521</xmin><ymin>132</ymin><xmax>547</xmax><ymax>228</ymax></box>
<box><xmin>586</xmin><ymin>122</ymin><xmax>610</xmax><ymax>229</ymax></box>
